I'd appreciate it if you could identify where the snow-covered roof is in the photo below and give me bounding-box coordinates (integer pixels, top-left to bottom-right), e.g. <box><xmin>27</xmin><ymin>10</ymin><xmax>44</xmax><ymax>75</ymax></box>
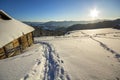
<box><xmin>0</xmin><ymin>10</ymin><xmax>34</xmax><ymax>48</ymax></box>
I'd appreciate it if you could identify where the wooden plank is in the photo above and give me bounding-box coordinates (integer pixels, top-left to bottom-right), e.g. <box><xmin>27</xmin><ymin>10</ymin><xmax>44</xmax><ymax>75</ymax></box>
<box><xmin>7</xmin><ymin>52</ymin><xmax>15</xmax><ymax>57</ymax></box>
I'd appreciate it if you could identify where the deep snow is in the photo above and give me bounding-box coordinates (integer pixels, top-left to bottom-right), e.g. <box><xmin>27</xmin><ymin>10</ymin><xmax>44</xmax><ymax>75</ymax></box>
<box><xmin>35</xmin><ymin>28</ymin><xmax>120</xmax><ymax>80</ymax></box>
<box><xmin>0</xmin><ymin>28</ymin><xmax>120</xmax><ymax>80</ymax></box>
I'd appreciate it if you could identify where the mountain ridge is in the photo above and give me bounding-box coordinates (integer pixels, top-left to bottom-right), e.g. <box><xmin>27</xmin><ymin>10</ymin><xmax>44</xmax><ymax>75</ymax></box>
<box><xmin>23</xmin><ymin>19</ymin><xmax>105</xmax><ymax>30</ymax></box>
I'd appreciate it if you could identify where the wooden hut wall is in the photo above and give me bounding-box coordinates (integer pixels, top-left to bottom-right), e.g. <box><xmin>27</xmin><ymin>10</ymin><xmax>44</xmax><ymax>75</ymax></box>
<box><xmin>0</xmin><ymin>32</ymin><xmax>34</xmax><ymax>59</ymax></box>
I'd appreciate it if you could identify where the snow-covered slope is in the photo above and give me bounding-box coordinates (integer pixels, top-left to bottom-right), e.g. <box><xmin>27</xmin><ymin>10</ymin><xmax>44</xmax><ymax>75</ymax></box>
<box><xmin>35</xmin><ymin>28</ymin><xmax>120</xmax><ymax>80</ymax></box>
<box><xmin>0</xmin><ymin>28</ymin><xmax>120</xmax><ymax>80</ymax></box>
<box><xmin>0</xmin><ymin>44</ymin><xmax>43</xmax><ymax>80</ymax></box>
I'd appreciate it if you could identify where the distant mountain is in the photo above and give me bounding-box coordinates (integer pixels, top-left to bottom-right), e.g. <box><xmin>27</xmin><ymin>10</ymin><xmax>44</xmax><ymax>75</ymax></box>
<box><xmin>67</xmin><ymin>19</ymin><xmax>120</xmax><ymax>31</ymax></box>
<box><xmin>23</xmin><ymin>22</ymin><xmax>44</xmax><ymax>26</ymax></box>
<box><xmin>42</xmin><ymin>21</ymin><xmax>87</xmax><ymax>27</ymax></box>
<box><xmin>23</xmin><ymin>20</ymin><xmax>104</xmax><ymax>30</ymax></box>
<box><xmin>31</xmin><ymin>18</ymin><xmax>120</xmax><ymax>37</ymax></box>
<box><xmin>42</xmin><ymin>20</ymin><xmax>105</xmax><ymax>27</ymax></box>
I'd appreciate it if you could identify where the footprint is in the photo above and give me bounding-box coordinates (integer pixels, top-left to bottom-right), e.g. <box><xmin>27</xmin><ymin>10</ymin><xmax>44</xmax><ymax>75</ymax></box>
<box><xmin>24</xmin><ymin>74</ymin><xmax>29</xmax><ymax>80</ymax></box>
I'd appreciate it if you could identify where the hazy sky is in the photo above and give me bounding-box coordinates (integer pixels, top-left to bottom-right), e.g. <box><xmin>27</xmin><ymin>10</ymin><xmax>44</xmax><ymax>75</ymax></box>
<box><xmin>0</xmin><ymin>0</ymin><xmax>120</xmax><ymax>22</ymax></box>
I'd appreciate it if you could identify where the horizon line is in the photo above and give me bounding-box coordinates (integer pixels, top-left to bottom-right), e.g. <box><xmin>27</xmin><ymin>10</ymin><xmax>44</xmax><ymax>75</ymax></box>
<box><xmin>20</xmin><ymin>18</ymin><xmax>120</xmax><ymax>22</ymax></box>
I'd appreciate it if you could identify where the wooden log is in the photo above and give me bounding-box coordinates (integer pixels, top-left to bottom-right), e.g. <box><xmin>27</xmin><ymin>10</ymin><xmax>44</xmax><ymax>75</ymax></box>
<box><xmin>7</xmin><ymin>52</ymin><xmax>15</xmax><ymax>57</ymax></box>
<box><xmin>4</xmin><ymin>42</ymin><xmax>14</xmax><ymax>51</ymax></box>
<box><xmin>13</xmin><ymin>39</ymin><xmax>21</xmax><ymax>55</ymax></box>
<box><xmin>0</xmin><ymin>48</ymin><xmax>6</xmax><ymax>59</ymax></box>
<box><xmin>5</xmin><ymin>46</ymin><xmax>21</xmax><ymax>57</ymax></box>
<box><xmin>13</xmin><ymin>39</ymin><xmax>19</xmax><ymax>48</ymax></box>
<box><xmin>27</xmin><ymin>32</ymin><xmax>33</xmax><ymax>46</ymax></box>
<box><xmin>0</xmin><ymin>54</ymin><xmax>6</xmax><ymax>59</ymax></box>
<box><xmin>20</xmin><ymin>35</ymin><xmax>29</xmax><ymax>50</ymax></box>
<box><xmin>4</xmin><ymin>42</ymin><xmax>15</xmax><ymax>57</ymax></box>
<box><xmin>0</xmin><ymin>47</ymin><xmax>4</xmax><ymax>54</ymax></box>
<box><xmin>14</xmin><ymin>49</ymin><xmax>21</xmax><ymax>56</ymax></box>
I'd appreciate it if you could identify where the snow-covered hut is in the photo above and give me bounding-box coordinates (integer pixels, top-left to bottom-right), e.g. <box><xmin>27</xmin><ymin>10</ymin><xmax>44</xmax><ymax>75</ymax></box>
<box><xmin>0</xmin><ymin>10</ymin><xmax>34</xmax><ymax>59</ymax></box>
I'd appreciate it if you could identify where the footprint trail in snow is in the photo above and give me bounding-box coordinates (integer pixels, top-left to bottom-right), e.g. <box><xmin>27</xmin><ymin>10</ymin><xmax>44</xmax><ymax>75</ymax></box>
<box><xmin>21</xmin><ymin>41</ymin><xmax>71</xmax><ymax>80</ymax></box>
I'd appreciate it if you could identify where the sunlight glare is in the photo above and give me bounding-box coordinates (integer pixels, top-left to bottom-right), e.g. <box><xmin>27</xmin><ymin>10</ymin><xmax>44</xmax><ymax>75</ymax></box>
<box><xmin>90</xmin><ymin>8</ymin><xmax>99</xmax><ymax>19</ymax></box>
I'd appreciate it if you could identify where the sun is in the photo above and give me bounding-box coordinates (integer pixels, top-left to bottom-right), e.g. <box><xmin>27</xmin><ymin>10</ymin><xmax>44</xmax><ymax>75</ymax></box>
<box><xmin>90</xmin><ymin>8</ymin><xmax>99</xmax><ymax>19</ymax></box>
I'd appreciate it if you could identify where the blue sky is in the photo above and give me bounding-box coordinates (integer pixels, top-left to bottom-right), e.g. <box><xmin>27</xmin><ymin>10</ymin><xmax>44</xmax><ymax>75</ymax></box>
<box><xmin>0</xmin><ymin>0</ymin><xmax>120</xmax><ymax>22</ymax></box>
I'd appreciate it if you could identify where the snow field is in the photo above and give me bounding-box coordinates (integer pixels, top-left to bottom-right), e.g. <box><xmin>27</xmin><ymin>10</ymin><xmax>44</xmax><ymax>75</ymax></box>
<box><xmin>0</xmin><ymin>28</ymin><xmax>120</xmax><ymax>80</ymax></box>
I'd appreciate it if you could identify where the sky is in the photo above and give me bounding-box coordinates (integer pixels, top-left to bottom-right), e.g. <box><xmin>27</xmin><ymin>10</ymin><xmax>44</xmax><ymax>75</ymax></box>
<box><xmin>0</xmin><ymin>0</ymin><xmax>120</xmax><ymax>22</ymax></box>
